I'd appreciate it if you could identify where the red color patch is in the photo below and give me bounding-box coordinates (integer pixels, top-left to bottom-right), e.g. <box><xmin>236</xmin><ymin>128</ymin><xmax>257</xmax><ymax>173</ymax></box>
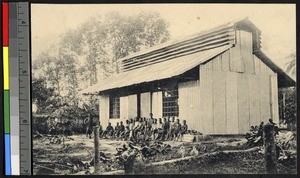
<box><xmin>2</xmin><ymin>2</ymin><xmax>9</xmax><ymax>46</ymax></box>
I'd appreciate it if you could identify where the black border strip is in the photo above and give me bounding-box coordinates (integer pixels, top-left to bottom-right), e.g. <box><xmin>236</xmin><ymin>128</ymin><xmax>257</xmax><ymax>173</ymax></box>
<box><xmin>0</xmin><ymin>0</ymin><xmax>299</xmax><ymax>177</ymax></box>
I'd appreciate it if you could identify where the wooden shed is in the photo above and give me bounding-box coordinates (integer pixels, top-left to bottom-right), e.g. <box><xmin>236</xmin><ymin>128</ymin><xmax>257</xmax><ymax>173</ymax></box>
<box><xmin>81</xmin><ymin>18</ymin><xmax>295</xmax><ymax>134</ymax></box>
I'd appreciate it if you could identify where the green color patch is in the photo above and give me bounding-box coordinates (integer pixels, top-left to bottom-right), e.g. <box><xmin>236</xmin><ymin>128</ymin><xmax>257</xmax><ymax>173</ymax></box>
<box><xmin>4</xmin><ymin>90</ymin><xmax>10</xmax><ymax>133</ymax></box>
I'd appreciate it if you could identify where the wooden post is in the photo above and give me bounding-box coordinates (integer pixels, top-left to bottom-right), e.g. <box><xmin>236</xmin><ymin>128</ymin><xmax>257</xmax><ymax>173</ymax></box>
<box><xmin>264</xmin><ymin>123</ymin><xmax>277</xmax><ymax>173</ymax></box>
<box><xmin>283</xmin><ymin>92</ymin><xmax>286</xmax><ymax>121</ymax></box>
<box><xmin>93</xmin><ymin>126</ymin><xmax>100</xmax><ymax>174</ymax></box>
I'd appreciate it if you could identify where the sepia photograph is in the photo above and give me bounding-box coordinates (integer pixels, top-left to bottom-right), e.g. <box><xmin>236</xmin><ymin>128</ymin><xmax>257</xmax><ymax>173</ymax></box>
<box><xmin>31</xmin><ymin>3</ymin><xmax>296</xmax><ymax>175</ymax></box>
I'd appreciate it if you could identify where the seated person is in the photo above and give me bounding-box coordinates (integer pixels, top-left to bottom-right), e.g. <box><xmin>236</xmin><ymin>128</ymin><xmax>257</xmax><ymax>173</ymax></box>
<box><xmin>103</xmin><ymin>122</ymin><xmax>114</xmax><ymax>138</ymax></box>
<box><xmin>133</xmin><ymin>118</ymin><xmax>141</xmax><ymax>138</ymax></box>
<box><xmin>173</xmin><ymin>119</ymin><xmax>182</xmax><ymax>141</ymax></box>
<box><xmin>155</xmin><ymin>118</ymin><xmax>164</xmax><ymax>140</ymax></box>
<box><xmin>179</xmin><ymin>120</ymin><xmax>188</xmax><ymax>141</ymax></box>
<box><xmin>135</xmin><ymin>119</ymin><xmax>146</xmax><ymax>140</ymax></box>
<box><xmin>144</xmin><ymin>125</ymin><xmax>152</xmax><ymax>141</ymax></box>
<box><xmin>123</xmin><ymin>120</ymin><xmax>130</xmax><ymax>140</ymax></box>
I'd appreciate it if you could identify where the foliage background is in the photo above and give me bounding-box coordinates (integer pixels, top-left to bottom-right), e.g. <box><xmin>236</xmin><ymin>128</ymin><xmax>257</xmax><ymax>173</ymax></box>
<box><xmin>32</xmin><ymin>12</ymin><xmax>170</xmax><ymax>127</ymax></box>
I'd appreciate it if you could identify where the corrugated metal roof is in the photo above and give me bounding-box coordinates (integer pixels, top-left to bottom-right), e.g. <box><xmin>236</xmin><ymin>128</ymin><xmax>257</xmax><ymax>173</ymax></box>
<box><xmin>117</xmin><ymin>17</ymin><xmax>257</xmax><ymax>63</ymax></box>
<box><xmin>80</xmin><ymin>45</ymin><xmax>232</xmax><ymax>94</ymax></box>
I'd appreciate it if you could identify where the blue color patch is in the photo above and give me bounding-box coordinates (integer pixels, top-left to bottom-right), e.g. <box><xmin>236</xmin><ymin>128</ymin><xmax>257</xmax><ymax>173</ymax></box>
<box><xmin>5</xmin><ymin>134</ymin><xmax>11</xmax><ymax>175</ymax></box>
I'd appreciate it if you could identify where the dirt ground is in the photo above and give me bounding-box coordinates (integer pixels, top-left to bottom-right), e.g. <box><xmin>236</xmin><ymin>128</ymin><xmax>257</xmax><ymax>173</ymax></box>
<box><xmin>32</xmin><ymin>134</ymin><xmax>296</xmax><ymax>175</ymax></box>
<box><xmin>32</xmin><ymin>134</ymin><xmax>247</xmax><ymax>175</ymax></box>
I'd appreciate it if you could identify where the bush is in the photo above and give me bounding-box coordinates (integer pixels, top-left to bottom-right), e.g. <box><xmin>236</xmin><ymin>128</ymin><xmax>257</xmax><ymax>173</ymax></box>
<box><xmin>245</xmin><ymin>120</ymin><xmax>296</xmax><ymax>162</ymax></box>
<box><xmin>245</xmin><ymin>121</ymin><xmax>265</xmax><ymax>147</ymax></box>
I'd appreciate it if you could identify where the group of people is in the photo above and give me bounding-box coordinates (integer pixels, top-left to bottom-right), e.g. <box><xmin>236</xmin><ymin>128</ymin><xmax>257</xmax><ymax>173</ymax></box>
<box><xmin>97</xmin><ymin>115</ymin><xmax>189</xmax><ymax>142</ymax></box>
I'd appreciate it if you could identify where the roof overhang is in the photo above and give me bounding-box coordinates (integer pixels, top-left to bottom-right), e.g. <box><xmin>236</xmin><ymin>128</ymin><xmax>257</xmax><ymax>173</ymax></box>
<box><xmin>80</xmin><ymin>45</ymin><xmax>232</xmax><ymax>95</ymax></box>
<box><xmin>254</xmin><ymin>50</ymin><xmax>296</xmax><ymax>88</ymax></box>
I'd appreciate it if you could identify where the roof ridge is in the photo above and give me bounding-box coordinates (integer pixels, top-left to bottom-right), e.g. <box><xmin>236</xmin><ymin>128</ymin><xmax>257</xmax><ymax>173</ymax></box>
<box><xmin>117</xmin><ymin>17</ymin><xmax>249</xmax><ymax>62</ymax></box>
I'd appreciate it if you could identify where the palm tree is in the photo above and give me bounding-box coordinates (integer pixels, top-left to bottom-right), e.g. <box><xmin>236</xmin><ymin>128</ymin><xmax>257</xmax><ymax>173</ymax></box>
<box><xmin>284</xmin><ymin>53</ymin><xmax>296</xmax><ymax>76</ymax></box>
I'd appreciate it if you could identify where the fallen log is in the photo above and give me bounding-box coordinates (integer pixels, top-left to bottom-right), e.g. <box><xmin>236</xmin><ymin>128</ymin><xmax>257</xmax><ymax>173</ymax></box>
<box><xmin>148</xmin><ymin>147</ymin><xmax>260</xmax><ymax>166</ymax></box>
<box><xmin>89</xmin><ymin>147</ymin><xmax>261</xmax><ymax>175</ymax></box>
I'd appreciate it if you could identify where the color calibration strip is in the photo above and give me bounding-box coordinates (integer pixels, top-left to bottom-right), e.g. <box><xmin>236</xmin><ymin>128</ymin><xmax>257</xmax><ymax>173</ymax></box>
<box><xmin>18</xmin><ymin>2</ymin><xmax>32</xmax><ymax>175</ymax></box>
<box><xmin>9</xmin><ymin>2</ymin><xmax>20</xmax><ymax>175</ymax></box>
<box><xmin>3</xmin><ymin>2</ymin><xmax>11</xmax><ymax>175</ymax></box>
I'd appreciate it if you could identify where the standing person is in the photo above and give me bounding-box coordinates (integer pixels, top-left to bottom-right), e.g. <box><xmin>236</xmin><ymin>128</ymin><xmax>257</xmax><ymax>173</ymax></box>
<box><xmin>162</xmin><ymin>118</ymin><xmax>169</xmax><ymax>141</ymax></box>
<box><xmin>156</xmin><ymin>118</ymin><xmax>163</xmax><ymax>140</ymax></box>
<box><xmin>129</xmin><ymin>118</ymin><xmax>135</xmax><ymax>140</ymax></box>
<box><xmin>148</xmin><ymin>113</ymin><xmax>154</xmax><ymax>128</ymax></box>
<box><xmin>119</xmin><ymin>121</ymin><xmax>125</xmax><ymax>138</ymax></box>
<box><xmin>84</xmin><ymin>115</ymin><xmax>94</xmax><ymax>139</ymax></box>
<box><xmin>99</xmin><ymin>121</ymin><xmax>103</xmax><ymax>138</ymax></box>
<box><xmin>114</xmin><ymin>122</ymin><xmax>120</xmax><ymax>138</ymax></box>
<box><xmin>179</xmin><ymin>120</ymin><xmax>188</xmax><ymax>142</ymax></box>
<box><xmin>151</xmin><ymin>118</ymin><xmax>158</xmax><ymax>140</ymax></box>
<box><xmin>169</xmin><ymin>117</ymin><xmax>176</xmax><ymax>140</ymax></box>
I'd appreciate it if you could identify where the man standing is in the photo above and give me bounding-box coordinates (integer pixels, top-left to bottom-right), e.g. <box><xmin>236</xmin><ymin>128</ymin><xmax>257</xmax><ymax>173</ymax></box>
<box><xmin>168</xmin><ymin>117</ymin><xmax>175</xmax><ymax>140</ymax></box>
<box><xmin>119</xmin><ymin>121</ymin><xmax>125</xmax><ymax>138</ymax></box>
<box><xmin>162</xmin><ymin>118</ymin><xmax>169</xmax><ymax>141</ymax></box>
<box><xmin>114</xmin><ymin>122</ymin><xmax>120</xmax><ymax>138</ymax></box>
<box><xmin>84</xmin><ymin>114</ymin><xmax>94</xmax><ymax>139</ymax></box>
<box><xmin>99</xmin><ymin>121</ymin><xmax>103</xmax><ymax>138</ymax></box>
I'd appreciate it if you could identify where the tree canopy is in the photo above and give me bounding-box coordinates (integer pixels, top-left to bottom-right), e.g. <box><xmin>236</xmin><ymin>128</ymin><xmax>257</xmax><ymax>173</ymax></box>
<box><xmin>32</xmin><ymin>11</ymin><xmax>170</xmax><ymax>120</ymax></box>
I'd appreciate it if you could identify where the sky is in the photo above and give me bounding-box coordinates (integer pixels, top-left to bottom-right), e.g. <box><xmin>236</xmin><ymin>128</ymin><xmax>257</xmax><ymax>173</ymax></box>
<box><xmin>31</xmin><ymin>3</ymin><xmax>296</xmax><ymax>69</ymax></box>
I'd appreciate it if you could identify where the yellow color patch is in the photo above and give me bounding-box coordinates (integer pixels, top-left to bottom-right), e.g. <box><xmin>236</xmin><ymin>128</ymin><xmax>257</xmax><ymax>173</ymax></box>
<box><xmin>3</xmin><ymin>47</ymin><xmax>9</xmax><ymax>90</ymax></box>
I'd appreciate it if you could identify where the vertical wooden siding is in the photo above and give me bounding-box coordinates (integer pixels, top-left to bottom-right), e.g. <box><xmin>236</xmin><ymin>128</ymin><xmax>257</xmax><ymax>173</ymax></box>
<box><xmin>128</xmin><ymin>94</ymin><xmax>137</xmax><ymax>119</ymax></box>
<box><xmin>270</xmin><ymin>74</ymin><xmax>279</xmax><ymax>124</ymax></box>
<box><xmin>140</xmin><ymin>92</ymin><xmax>151</xmax><ymax>118</ymax></box>
<box><xmin>213</xmin><ymin>70</ymin><xmax>227</xmax><ymax>134</ymax></box>
<box><xmin>151</xmin><ymin>91</ymin><xmax>163</xmax><ymax>119</ymax></box>
<box><xmin>237</xmin><ymin>73</ymin><xmax>250</xmax><ymax>133</ymax></box>
<box><xmin>120</xmin><ymin>96</ymin><xmax>129</xmax><ymax>120</ymax></box>
<box><xmin>199</xmin><ymin>68</ymin><xmax>214</xmax><ymax>134</ymax></box>
<box><xmin>225</xmin><ymin>72</ymin><xmax>239</xmax><ymax>134</ymax></box>
<box><xmin>178</xmin><ymin>80</ymin><xmax>201</xmax><ymax>131</ymax></box>
<box><xmin>99</xmin><ymin>95</ymin><xmax>110</xmax><ymax>128</ymax></box>
<box><xmin>197</xmin><ymin>29</ymin><xmax>278</xmax><ymax>134</ymax></box>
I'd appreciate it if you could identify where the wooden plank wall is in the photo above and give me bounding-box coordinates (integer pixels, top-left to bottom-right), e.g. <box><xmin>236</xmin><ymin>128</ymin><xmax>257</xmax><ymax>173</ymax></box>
<box><xmin>99</xmin><ymin>95</ymin><xmax>110</xmax><ymax>128</ymax></box>
<box><xmin>197</xmin><ymin>30</ymin><xmax>278</xmax><ymax>134</ymax></box>
<box><xmin>213</xmin><ymin>70</ymin><xmax>227</xmax><ymax>134</ymax></box>
<box><xmin>259</xmin><ymin>75</ymin><xmax>271</xmax><ymax>124</ymax></box>
<box><xmin>225</xmin><ymin>72</ymin><xmax>239</xmax><ymax>134</ymax></box>
<box><xmin>151</xmin><ymin>91</ymin><xmax>163</xmax><ymax>119</ymax></box>
<box><xmin>199</xmin><ymin>68</ymin><xmax>214</xmax><ymax>134</ymax></box>
<box><xmin>237</xmin><ymin>73</ymin><xmax>250</xmax><ymax>133</ymax></box>
<box><xmin>271</xmin><ymin>74</ymin><xmax>279</xmax><ymax>124</ymax></box>
<box><xmin>178</xmin><ymin>80</ymin><xmax>201</xmax><ymax>131</ymax></box>
<box><xmin>248</xmin><ymin>74</ymin><xmax>261</xmax><ymax>127</ymax></box>
<box><xmin>128</xmin><ymin>94</ymin><xmax>137</xmax><ymax>119</ymax></box>
<box><xmin>140</xmin><ymin>92</ymin><xmax>151</xmax><ymax>118</ymax></box>
<box><xmin>120</xmin><ymin>96</ymin><xmax>129</xmax><ymax>120</ymax></box>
